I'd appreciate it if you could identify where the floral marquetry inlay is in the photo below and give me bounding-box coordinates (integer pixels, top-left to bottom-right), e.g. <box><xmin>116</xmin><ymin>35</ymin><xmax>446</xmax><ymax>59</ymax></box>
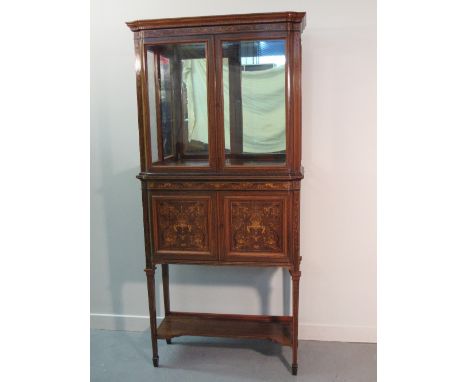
<box><xmin>230</xmin><ymin>200</ymin><xmax>284</xmax><ymax>252</ymax></box>
<box><xmin>155</xmin><ymin>199</ymin><xmax>209</xmax><ymax>252</ymax></box>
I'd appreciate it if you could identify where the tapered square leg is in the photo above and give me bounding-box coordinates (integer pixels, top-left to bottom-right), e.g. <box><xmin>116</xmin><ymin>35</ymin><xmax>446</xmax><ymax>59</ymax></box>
<box><xmin>152</xmin><ymin>356</ymin><xmax>159</xmax><ymax>367</ymax></box>
<box><xmin>292</xmin><ymin>364</ymin><xmax>298</xmax><ymax>375</ymax></box>
<box><xmin>290</xmin><ymin>270</ymin><xmax>301</xmax><ymax>376</ymax></box>
<box><xmin>162</xmin><ymin>264</ymin><xmax>172</xmax><ymax>345</ymax></box>
<box><xmin>145</xmin><ymin>267</ymin><xmax>159</xmax><ymax>367</ymax></box>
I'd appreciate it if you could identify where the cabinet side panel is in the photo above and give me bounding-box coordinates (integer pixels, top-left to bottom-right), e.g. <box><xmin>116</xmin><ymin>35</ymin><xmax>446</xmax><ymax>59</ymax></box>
<box><xmin>292</xmin><ymin>31</ymin><xmax>302</xmax><ymax>171</ymax></box>
<box><xmin>134</xmin><ymin>35</ymin><xmax>149</xmax><ymax>171</ymax></box>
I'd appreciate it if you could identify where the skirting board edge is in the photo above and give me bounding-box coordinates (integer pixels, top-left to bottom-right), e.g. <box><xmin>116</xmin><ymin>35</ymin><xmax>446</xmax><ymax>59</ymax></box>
<box><xmin>90</xmin><ymin>313</ymin><xmax>376</xmax><ymax>343</ymax></box>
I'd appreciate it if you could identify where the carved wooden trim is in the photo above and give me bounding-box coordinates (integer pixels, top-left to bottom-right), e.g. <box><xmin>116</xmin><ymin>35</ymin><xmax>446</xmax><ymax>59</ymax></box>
<box><xmin>139</xmin><ymin>23</ymin><xmax>298</xmax><ymax>38</ymax></box>
<box><xmin>127</xmin><ymin>12</ymin><xmax>306</xmax><ymax>32</ymax></box>
<box><xmin>289</xmin><ymin>270</ymin><xmax>301</xmax><ymax>280</ymax></box>
<box><xmin>145</xmin><ymin>181</ymin><xmax>300</xmax><ymax>191</ymax></box>
<box><xmin>137</xmin><ymin>171</ymin><xmax>305</xmax><ymax>181</ymax></box>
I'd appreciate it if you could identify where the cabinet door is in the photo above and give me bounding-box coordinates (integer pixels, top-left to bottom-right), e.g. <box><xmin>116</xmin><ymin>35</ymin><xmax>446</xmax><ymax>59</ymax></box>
<box><xmin>144</xmin><ymin>38</ymin><xmax>217</xmax><ymax>172</ymax></box>
<box><xmin>218</xmin><ymin>38</ymin><xmax>288</xmax><ymax>169</ymax></box>
<box><xmin>219</xmin><ymin>193</ymin><xmax>291</xmax><ymax>264</ymax></box>
<box><xmin>151</xmin><ymin>193</ymin><xmax>217</xmax><ymax>262</ymax></box>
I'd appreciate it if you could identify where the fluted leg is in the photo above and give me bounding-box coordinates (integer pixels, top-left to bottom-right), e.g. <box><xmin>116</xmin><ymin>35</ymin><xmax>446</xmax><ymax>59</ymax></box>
<box><xmin>145</xmin><ymin>267</ymin><xmax>159</xmax><ymax>367</ymax></box>
<box><xmin>290</xmin><ymin>270</ymin><xmax>301</xmax><ymax>375</ymax></box>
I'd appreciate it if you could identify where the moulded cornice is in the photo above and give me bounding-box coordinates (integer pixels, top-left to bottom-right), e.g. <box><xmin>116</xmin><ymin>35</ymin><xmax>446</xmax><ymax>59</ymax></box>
<box><xmin>126</xmin><ymin>12</ymin><xmax>306</xmax><ymax>32</ymax></box>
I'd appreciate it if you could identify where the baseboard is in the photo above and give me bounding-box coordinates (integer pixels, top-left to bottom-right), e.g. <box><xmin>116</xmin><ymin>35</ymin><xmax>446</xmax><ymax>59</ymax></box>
<box><xmin>91</xmin><ymin>313</ymin><xmax>159</xmax><ymax>332</ymax></box>
<box><xmin>91</xmin><ymin>313</ymin><xmax>376</xmax><ymax>343</ymax></box>
<box><xmin>299</xmin><ymin>322</ymin><xmax>376</xmax><ymax>343</ymax></box>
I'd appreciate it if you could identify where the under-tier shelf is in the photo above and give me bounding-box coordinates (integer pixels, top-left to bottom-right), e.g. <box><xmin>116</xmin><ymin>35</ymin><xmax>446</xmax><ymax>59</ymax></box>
<box><xmin>157</xmin><ymin>312</ymin><xmax>293</xmax><ymax>346</ymax></box>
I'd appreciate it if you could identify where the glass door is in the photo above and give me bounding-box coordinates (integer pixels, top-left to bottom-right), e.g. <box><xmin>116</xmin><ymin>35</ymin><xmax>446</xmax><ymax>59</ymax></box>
<box><xmin>145</xmin><ymin>40</ymin><xmax>214</xmax><ymax>169</ymax></box>
<box><xmin>218</xmin><ymin>37</ymin><xmax>288</xmax><ymax>168</ymax></box>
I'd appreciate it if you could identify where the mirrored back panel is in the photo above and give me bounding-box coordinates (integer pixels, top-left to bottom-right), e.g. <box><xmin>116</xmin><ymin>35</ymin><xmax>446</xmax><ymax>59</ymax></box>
<box><xmin>222</xmin><ymin>39</ymin><xmax>286</xmax><ymax>167</ymax></box>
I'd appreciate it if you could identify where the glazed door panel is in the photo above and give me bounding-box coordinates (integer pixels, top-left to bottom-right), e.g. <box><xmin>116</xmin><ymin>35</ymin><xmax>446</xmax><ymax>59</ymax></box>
<box><xmin>220</xmin><ymin>38</ymin><xmax>287</xmax><ymax>167</ymax></box>
<box><xmin>219</xmin><ymin>192</ymin><xmax>291</xmax><ymax>263</ymax></box>
<box><xmin>151</xmin><ymin>192</ymin><xmax>217</xmax><ymax>261</ymax></box>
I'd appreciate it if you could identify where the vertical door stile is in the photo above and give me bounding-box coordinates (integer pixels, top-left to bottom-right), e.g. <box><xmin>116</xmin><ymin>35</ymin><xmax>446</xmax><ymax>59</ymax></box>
<box><xmin>154</xmin><ymin>51</ymin><xmax>164</xmax><ymax>162</ymax></box>
<box><xmin>207</xmin><ymin>35</ymin><xmax>218</xmax><ymax>171</ymax></box>
<box><xmin>140</xmin><ymin>39</ymin><xmax>152</xmax><ymax>171</ymax></box>
<box><xmin>214</xmin><ymin>35</ymin><xmax>224</xmax><ymax>171</ymax></box>
<box><xmin>215</xmin><ymin>191</ymin><xmax>221</xmax><ymax>262</ymax></box>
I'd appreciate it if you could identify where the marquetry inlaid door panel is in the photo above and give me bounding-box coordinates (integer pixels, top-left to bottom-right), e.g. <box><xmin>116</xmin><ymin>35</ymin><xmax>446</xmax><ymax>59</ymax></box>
<box><xmin>151</xmin><ymin>193</ymin><xmax>217</xmax><ymax>261</ymax></box>
<box><xmin>219</xmin><ymin>193</ymin><xmax>291</xmax><ymax>263</ymax></box>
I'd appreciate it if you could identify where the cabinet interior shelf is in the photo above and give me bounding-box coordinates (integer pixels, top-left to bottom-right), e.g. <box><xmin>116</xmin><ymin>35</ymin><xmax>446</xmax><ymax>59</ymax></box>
<box><xmin>157</xmin><ymin>312</ymin><xmax>293</xmax><ymax>346</ymax></box>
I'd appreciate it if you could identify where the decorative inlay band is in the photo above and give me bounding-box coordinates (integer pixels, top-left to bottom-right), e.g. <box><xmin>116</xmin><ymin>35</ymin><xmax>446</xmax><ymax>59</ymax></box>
<box><xmin>145</xmin><ymin>181</ymin><xmax>299</xmax><ymax>191</ymax></box>
<box><xmin>139</xmin><ymin>23</ymin><xmax>298</xmax><ymax>37</ymax></box>
<box><xmin>293</xmin><ymin>192</ymin><xmax>300</xmax><ymax>258</ymax></box>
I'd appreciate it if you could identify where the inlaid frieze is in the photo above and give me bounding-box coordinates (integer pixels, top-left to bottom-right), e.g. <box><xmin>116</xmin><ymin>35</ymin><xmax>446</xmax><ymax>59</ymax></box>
<box><xmin>145</xmin><ymin>181</ymin><xmax>299</xmax><ymax>191</ymax></box>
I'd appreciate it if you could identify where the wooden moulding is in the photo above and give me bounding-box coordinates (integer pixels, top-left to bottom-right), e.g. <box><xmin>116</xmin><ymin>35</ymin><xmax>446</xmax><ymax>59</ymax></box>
<box><xmin>155</xmin><ymin>259</ymin><xmax>293</xmax><ymax>267</ymax></box>
<box><xmin>127</xmin><ymin>12</ymin><xmax>306</xmax><ymax>32</ymax></box>
<box><xmin>157</xmin><ymin>312</ymin><xmax>293</xmax><ymax>346</ymax></box>
<box><xmin>137</xmin><ymin>170</ymin><xmax>305</xmax><ymax>181</ymax></box>
<box><xmin>143</xmin><ymin>180</ymin><xmax>301</xmax><ymax>191</ymax></box>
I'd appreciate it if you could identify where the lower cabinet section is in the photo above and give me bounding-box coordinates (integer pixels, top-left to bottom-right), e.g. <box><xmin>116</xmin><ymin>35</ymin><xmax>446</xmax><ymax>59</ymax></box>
<box><xmin>150</xmin><ymin>190</ymin><xmax>292</xmax><ymax>265</ymax></box>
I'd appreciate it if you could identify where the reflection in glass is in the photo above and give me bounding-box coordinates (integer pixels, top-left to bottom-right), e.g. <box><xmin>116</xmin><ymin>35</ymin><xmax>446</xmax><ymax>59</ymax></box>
<box><xmin>222</xmin><ymin>40</ymin><xmax>286</xmax><ymax>166</ymax></box>
<box><xmin>146</xmin><ymin>43</ymin><xmax>209</xmax><ymax>166</ymax></box>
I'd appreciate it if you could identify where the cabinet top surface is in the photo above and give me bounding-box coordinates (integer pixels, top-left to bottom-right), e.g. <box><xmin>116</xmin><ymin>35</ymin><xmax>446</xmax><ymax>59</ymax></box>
<box><xmin>126</xmin><ymin>11</ymin><xmax>306</xmax><ymax>32</ymax></box>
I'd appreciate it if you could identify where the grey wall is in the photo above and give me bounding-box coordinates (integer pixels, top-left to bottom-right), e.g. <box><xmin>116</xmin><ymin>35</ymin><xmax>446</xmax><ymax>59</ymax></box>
<box><xmin>91</xmin><ymin>0</ymin><xmax>376</xmax><ymax>341</ymax></box>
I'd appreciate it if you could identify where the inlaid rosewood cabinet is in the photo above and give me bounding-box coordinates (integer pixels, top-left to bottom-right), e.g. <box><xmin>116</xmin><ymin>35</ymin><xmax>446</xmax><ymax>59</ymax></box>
<box><xmin>127</xmin><ymin>12</ymin><xmax>306</xmax><ymax>375</ymax></box>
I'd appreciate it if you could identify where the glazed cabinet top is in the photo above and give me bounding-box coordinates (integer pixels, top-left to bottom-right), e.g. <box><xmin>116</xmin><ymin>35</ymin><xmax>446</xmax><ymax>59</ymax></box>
<box><xmin>127</xmin><ymin>12</ymin><xmax>306</xmax><ymax>180</ymax></box>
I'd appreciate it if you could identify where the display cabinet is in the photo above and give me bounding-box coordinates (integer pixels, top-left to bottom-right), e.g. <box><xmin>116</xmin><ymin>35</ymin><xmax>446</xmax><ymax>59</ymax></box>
<box><xmin>127</xmin><ymin>11</ymin><xmax>306</xmax><ymax>375</ymax></box>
